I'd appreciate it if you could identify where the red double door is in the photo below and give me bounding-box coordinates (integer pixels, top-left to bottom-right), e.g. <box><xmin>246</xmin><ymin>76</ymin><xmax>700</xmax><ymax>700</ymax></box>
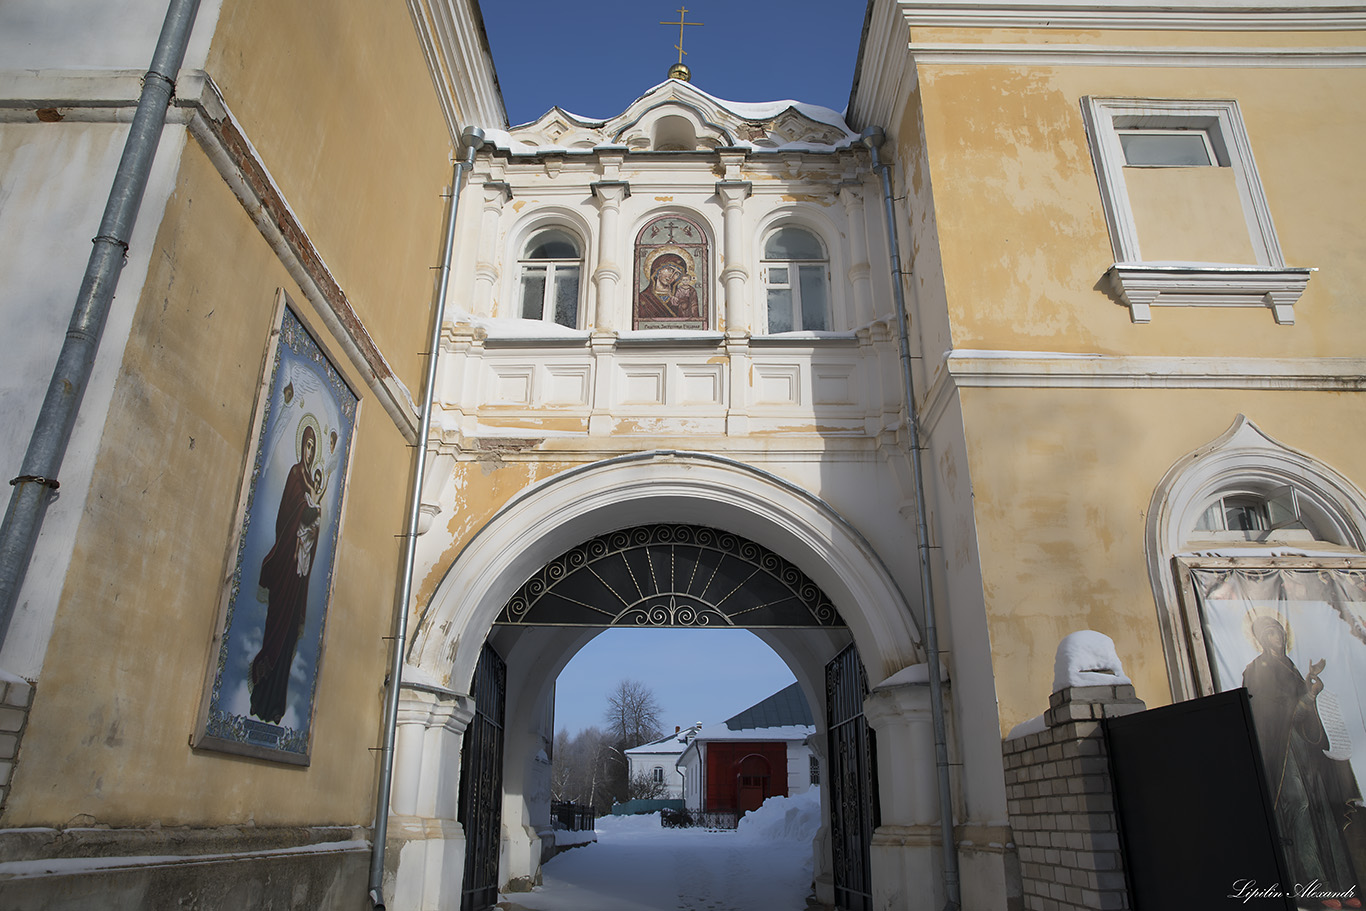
<box><xmin>704</xmin><ymin>741</ymin><xmax>788</xmax><ymax>814</ymax></box>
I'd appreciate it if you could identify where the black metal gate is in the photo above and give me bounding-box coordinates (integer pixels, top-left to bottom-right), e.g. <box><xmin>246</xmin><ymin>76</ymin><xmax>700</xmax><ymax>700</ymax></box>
<box><xmin>1106</xmin><ymin>689</ymin><xmax>1293</xmax><ymax>910</ymax></box>
<box><xmin>827</xmin><ymin>642</ymin><xmax>879</xmax><ymax>911</ymax></box>
<box><xmin>458</xmin><ymin>643</ymin><xmax>507</xmax><ymax>911</ymax></box>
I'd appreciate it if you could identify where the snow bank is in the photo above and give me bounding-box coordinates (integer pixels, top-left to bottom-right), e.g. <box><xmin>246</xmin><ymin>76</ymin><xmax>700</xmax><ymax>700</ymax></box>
<box><xmin>736</xmin><ymin>788</ymin><xmax>821</xmax><ymax>844</ymax></box>
<box><xmin>530</xmin><ymin>796</ymin><xmax>816</xmax><ymax>910</ymax></box>
<box><xmin>554</xmin><ymin>828</ymin><xmax>596</xmax><ymax>849</ymax></box>
<box><xmin>1006</xmin><ymin>713</ymin><xmax>1047</xmax><ymax>741</ymax></box>
<box><xmin>1052</xmin><ymin>630</ymin><xmax>1131</xmax><ymax>691</ymax></box>
<box><xmin>593</xmin><ymin>812</ymin><xmax>670</xmax><ymax>838</ymax></box>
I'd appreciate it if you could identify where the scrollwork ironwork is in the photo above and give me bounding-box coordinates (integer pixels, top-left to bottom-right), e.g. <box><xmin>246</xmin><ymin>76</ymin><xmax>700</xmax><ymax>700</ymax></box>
<box><xmin>494</xmin><ymin>523</ymin><xmax>844</xmax><ymax>628</ymax></box>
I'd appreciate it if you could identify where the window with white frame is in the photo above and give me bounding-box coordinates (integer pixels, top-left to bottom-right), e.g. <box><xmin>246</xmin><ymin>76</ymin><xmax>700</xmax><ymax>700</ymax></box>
<box><xmin>1189</xmin><ymin>486</ymin><xmax>1332</xmax><ymax>542</ymax></box>
<box><xmin>1081</xmin><ymin>97</ymin><xmax>1309</xmax><ymax>325</ymax></box>
<box><xmin>761</xmin><ymin>226</ymin><xmax>829</xmax><ymax>333</ymax></box>
<box><xmin>517</xmin><ymin>228</ymin><xmax>582</xmax><ymax>327</ymax></box>
<box><xmin>652</xmin><ymin>766</ymin><xmax>664</xmax><ymax>783</ymax></box>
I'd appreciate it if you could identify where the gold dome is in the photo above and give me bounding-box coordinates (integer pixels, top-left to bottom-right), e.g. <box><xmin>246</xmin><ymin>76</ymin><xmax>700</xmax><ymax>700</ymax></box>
<box><xmin>668</xmin><ymin>63</ymin><xmax>691</xmax><ymax>82</ymax></box>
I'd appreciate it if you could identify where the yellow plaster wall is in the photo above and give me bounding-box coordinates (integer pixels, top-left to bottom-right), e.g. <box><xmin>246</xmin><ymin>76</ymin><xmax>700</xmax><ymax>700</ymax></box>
<box><xmin>7</xmin><ymin>140</ymin><xmax>408</xmax><ymax>827</ymax></box>
<box><xmin>1125</xmin><ymin>165</ymin><xmax>1257</xmax><ymax>264</ymax></box>
<box><xmin>413</xmin><ymin>456</ymin><xmax>577</xmax><ymax>614</ymax></box>
<box><xmin>205</xmin><ymin>0</ymin><xmax>455</xmax><ymax>393</ymax></box>
<box><xmin>958</xmin><ymin>385</ymin><xmax>1366</xmax><ymax>734</ymax></box>
<box><xmin>910</xmin><ymin>60</ymin><xmax>1366</xmax><ymax>357</ymax></box>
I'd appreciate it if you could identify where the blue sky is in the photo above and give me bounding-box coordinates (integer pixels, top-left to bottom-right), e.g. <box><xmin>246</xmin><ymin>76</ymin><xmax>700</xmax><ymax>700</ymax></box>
<box><xmin>475</xmin><ymin>2</ymin><xmax>865</xmax><ymax>737</ymax></box>
<box><xmin>552</xmin><ymin>628</ymin><xmax>798</xmax><ymax>736</ymax></box>
<box><xmin>479</xmin><ymin>1</ymin><xmax>870</xmax><ymax>126</ymax></box>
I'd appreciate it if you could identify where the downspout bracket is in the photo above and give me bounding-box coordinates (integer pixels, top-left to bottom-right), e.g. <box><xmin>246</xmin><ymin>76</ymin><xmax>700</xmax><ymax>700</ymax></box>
<box><xmin>9</xmin><ymin>476</ymin><xmax>60</xmax><ymax>491</ymax></box>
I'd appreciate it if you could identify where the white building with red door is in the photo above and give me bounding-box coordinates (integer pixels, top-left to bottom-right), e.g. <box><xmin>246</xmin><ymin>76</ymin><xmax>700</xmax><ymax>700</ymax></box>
<box><xmin>677</xmin><ymin>684</ymin><xmax>817</xmax><ymax>815</ymax></box>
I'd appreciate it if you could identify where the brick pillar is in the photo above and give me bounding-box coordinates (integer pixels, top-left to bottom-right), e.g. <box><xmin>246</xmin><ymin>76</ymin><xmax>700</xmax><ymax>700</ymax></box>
<box><xmin>0</xmin><ymin>675</ymin><xmax>34</xmax><ymax>814</ymax></box>
<box><xmin>1002</xmin><ymin>684</ymin><xmax>1145</xmax><ymax>911</ymax></box>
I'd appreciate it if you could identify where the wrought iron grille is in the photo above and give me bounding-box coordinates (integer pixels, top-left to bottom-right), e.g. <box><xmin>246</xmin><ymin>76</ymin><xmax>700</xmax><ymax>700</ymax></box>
<box><xmin>827</xmin><ymin>642</ymin><xmax>878</xmax><ymax>911</ymax></box>
<box><xmin>496</xmin><ymin>524</ymin><xmax>845</xmax><ymax>628</ymax></box>
<box><xmin>660</xmin><ymin>807</ymin><xmax>740</xmax><ymax>830</ymax></box>
<box><xmin>458</xmin><ymin>644</ymin><xmax>506</xmax><ymax>911</ymax></box>
<box><xmin>551</xmin><ymin>801</ymin><xmax>596</xmax><ymax>832</ymax></box>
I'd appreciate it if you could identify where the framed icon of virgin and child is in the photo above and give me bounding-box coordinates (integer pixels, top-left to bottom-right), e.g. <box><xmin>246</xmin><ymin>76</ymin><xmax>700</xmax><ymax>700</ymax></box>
<box><xmin>194</xmin><ymin>295</ymin><xmax>359</xmax><ymax>764</ymax></box>
<box><xmin>633</xmin><ymin>214</ymin><xmax>708</xmax><ymax>331</ymax></box>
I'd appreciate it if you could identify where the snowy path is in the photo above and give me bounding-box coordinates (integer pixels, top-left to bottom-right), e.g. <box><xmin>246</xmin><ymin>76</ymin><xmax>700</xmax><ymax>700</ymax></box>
<box><xmin>500</xmin><ymin>793</ymin><xmax>819</xmax><ymax>911</ymax></box>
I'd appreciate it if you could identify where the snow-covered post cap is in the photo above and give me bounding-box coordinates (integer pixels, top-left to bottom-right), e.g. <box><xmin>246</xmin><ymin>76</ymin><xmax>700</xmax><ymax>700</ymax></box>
<box><xmin>1052</xmin><ymin>630</ymin><xmax>1131</xmax><ymax>692</ymax></box>
<box><xmin>1043</xmin><ymin>631</ymin><xmax>1145</xmax><ymax>728</ymax></box>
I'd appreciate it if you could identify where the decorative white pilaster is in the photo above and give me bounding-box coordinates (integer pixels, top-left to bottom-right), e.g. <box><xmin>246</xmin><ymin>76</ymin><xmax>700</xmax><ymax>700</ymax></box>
<box><xmin>716</xmin><ymin>180</ymin><xmax>751</xmax><ymax>334</ymax></box>
<box><xmin>471</xmin><ymin>181</ymin><xmax>511</xmax><ymax>318</ymax></box>
<box><xmin>840</xmin><ymin>181</ymin><xmax>875</xmax><ymax>327</ymax></box>
<box><xmin>388</xmin><ymin>682</ymin><xmax>476</xmax><ymax>911</ymax></box>
<box><xmin>717</xmin><ymin>179</ymin><xmax>752</xmax><ymax>435</ymax></box>
<box><xmin>863</xmin><ymin>678</ymin><xmax>946</xmax><ymax>911</ymax></box>
<box><xmin>590</xmin><ymin>180</ymin><xmax>630</xmax><ymax>334</ymax></box>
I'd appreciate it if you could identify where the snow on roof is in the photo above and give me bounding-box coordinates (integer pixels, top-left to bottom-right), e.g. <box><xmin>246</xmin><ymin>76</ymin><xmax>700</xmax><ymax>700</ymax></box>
<box><xmin>484</xmin><ymin>79</ymin><xmax>859</xmax><ymax>156</ymax></box>
<box><xmin>625</xmin><ymin>724</ymin><xmax>702</xmax><ymax>756</ymax></box>
<box><xmin>693</xmin><ymin>722</ymin><xmax>814</xmax><ymax>743</ymax></box>
<box><xmin>873</xmin><ymin>661</ymin><xmax>949</xmax><ymax>689</ymax></box>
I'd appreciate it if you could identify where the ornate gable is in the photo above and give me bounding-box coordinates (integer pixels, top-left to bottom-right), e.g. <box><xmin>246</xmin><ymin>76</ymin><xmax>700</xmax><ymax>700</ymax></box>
<box><xmin>505</xmin><ymin>107</ymin><xmax>607</xmax><ymax>152</ymax></box>
<box><xmin>496</xmin><ymin>79</ymin><xmax>856</xmax><ymax>155</ymax></box>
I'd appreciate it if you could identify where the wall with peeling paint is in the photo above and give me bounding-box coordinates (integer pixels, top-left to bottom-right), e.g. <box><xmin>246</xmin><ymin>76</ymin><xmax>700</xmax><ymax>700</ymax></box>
<box><xmin>915</xmin><ymin>58</ymin><xmax>1366</xmax><ymax>356</ymax></box>
<box><xmin>0</xmin><ymin>121</ymin><xmax>189</xmax><ymax>680</ymax></box>
<box><xmin>5</xmin><ymin>137</ymin><xmax>412</xmax><ymax>827</ymax></box>
<box><xmin>960</xmin><ymin>388</ymin><xmax>1366</xmax><ymax>729</ymax></box>
<box><xmin>861</xmin><ymin>5</ymin><xmax>1366</xmax><ymax>742</ymax></box>
<box><xmin>206</xmin><ymin>0</ymin><xmax>457</xmax><ymax>392</ymax></box>
<box><xmin>0</xmin><ymin>0</ymin><xmax>488</xmax><ymax>904</ymax></box>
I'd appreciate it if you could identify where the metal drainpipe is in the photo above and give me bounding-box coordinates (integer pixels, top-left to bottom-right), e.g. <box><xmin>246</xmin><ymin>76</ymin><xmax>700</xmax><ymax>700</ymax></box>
<box><xmin>860</xmin><ymin>125</ymin><xmax>963</xmax><ymax>911</ymax></box>
<box><xmin>368</xmin><ymin>125</ymin><xmax>485</xmax><ymax>910</ymax></box>
<box><xmin>0</xmin><ymin>0</ymin><xmax>202</xmax><ymax>647</ymax></box>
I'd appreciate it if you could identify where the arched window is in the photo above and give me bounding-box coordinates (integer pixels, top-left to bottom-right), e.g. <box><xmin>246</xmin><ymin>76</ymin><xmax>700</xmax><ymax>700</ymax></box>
<box><xmin>1148</xmin><ymin>417</ymin><xmax>1366</xmax><ymax>702</ymax></box>
<box><xmin>1188</xmin><ymin>482</ymin><xmax>1343</xmax><ymax>544</ymax></box>
<box><xmin>1149</xmin><ymin>421</ymin><xmax>1366</xmax><ymax>873</ymax></box>
<box><xmin>518</xmin><ymin>228</ymin><xmax>582</xmax><ymax>327</ymax></box>
<box><xmin>762</xmin><ymin>226</ymin><xmax>829</xmax><ymax>332</ymax></box>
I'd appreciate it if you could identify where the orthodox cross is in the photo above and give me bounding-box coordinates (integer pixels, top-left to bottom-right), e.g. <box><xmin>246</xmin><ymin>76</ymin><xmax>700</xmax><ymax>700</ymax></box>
<box><xmin>661</xmin><ymin>7</ymin><xmax>703</xmax><ymax>65</ymax></box>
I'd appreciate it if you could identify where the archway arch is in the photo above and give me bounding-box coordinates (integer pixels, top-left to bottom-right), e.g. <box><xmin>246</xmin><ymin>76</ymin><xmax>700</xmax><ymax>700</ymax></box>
<box><xmin>391</xmin><ymin>451</ymin><xmax>928</xmax><ymax>911</ymax></box>
<box><xmin>408</xmin><ymin>450</ymin><xmax>924</xmax><ymax>693</ymax></box>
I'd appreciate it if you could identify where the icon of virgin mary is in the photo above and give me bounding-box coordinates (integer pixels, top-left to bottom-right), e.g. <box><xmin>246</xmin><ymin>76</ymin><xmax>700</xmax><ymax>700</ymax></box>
<box><xmin>637</xmin><ymin>250</ymin><xmax>700</xmax><ymax>320</ymax></box>
<box><xmin>249</xmin><ymin>417</ymin><xmax>324</xmax><ymax>724</ymax></box>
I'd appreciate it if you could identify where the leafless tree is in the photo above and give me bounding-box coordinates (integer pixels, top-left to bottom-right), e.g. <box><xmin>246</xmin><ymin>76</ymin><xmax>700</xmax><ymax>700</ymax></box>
<box><xmin>550</xmin><ymin>728</ymin><xmax>575</xmax><ymax>802</ymax></box>
<box><xmin>551</xmin><ymin>726</ymin><xmax>618</xmax><ymax>813</ymax></box>
<box><xmin>628</xmin><ymin>769</ymin><xmax>670</xmax><ymax>801</ymax></box>
<box><xmin>603</xmin><ymin>678</ymin><xmax>663</xmax><ymax>748</ymax></box>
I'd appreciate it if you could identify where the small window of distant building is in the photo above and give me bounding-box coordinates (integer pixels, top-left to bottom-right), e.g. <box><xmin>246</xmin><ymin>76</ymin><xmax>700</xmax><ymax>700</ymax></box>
<box><xmin>518</xmin><ymin>228</ymin><xmax>582</xmax><ymax>327</ymax></box>
<box><xmin>809</xmin><ymin>755</ymin><xmax>819</xmax><ymax>786</ymax></box>
<box><xmin>653</xmin><ymin>766</ymin><xmax>664</xmax><ymax>783</ymax></box>
<box><xmin>762</xmin><ymin>226</ymin><xmax>829</xmax><ymax>333</ymax></box>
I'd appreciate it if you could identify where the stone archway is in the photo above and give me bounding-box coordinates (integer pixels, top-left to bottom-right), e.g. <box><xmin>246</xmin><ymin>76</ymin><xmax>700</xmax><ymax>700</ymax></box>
<box><xmin>384</xmin><ymin>452</ymin><xmax>935</xmax><ymax>911</ymax></box>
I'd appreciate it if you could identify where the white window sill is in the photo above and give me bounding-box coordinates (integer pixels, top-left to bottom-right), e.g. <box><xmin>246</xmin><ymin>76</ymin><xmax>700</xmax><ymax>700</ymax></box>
<box><xmin>1107</xmin><ymin>263</ymin><xmax>1313</xmax><ymax>325</ymax></box>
